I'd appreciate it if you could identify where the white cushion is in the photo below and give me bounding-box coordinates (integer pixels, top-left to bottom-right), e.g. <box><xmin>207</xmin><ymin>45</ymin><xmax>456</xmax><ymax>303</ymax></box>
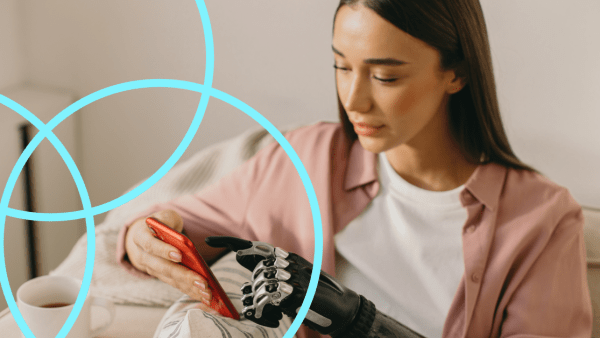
<box><xmin>153</xmin><ymin>251</ymin><xmax>295</xmax><ymax>338</ymax></box>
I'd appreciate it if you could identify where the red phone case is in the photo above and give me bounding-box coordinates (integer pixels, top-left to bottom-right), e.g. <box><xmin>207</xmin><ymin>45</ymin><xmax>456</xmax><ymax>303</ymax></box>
<box><xmin>145</xmin><ymin>217</ymin><xmax>240</xmax><ymax>320</ymax></box>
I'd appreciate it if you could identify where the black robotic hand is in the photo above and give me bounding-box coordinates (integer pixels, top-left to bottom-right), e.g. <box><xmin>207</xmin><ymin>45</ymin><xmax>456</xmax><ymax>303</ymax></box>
<box><xmin>206</xmin><ymin>236</ymin><xmax>425</xmax><ymax>338</ymax></box>
<box><xmin>205</xmin><ymin>236</ymin><xmax>367</xmax><ymax>336</ymax></box>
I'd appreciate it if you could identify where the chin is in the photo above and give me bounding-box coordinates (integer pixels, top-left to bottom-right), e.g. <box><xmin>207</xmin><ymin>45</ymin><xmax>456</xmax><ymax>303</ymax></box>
<box><xmin>357</xmin><ymin>135</ymin><xmax>390</xmax><ymax>154</ymax></box>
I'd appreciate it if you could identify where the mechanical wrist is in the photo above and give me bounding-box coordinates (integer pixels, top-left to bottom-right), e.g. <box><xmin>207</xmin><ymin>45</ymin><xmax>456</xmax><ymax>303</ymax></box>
<box><xmin>205</xmin><ymin>236</ymin><xmax>364</xmax><ymax>335</ymax></box>
<box><xmin>205</xmin><ymin>236</ymin><xmax>426</xmax><ymax>338</ymax></box>
<box><xmin>330</xmin><ymin>295</ymin><xmax>377</xmax><ymax>338</ymax></box>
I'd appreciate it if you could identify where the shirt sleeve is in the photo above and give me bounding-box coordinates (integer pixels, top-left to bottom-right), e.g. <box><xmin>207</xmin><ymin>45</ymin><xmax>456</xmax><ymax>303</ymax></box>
<box><xmin>500</xmin><ymin>194</ymin><xmax>593</xmax><ymax>338</ymax></box>
<box><xmin>115</xmin><ymin>139</ymin><xmax>283</xmax><ymax>276</ymax></box>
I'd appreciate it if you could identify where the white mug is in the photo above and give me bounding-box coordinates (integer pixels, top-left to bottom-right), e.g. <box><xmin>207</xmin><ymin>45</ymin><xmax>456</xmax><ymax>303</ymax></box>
<box><xmin>16</xmin><ymin>275</ymin><xmax>115</xmax><ymax>338</ymax></box>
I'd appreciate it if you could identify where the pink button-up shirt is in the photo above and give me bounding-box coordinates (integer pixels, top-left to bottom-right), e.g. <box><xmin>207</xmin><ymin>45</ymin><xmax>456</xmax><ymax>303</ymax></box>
<box><xmin>117</xmin><ymin>122</ymin><xmax>592</xmax><ymax>338</ymax></box>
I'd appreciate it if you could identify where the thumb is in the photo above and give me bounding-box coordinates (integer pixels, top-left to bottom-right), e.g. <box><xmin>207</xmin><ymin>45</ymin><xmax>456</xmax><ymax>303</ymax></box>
<box><xmin>149</xmin><ymin>209</ymin><xmax>184</xmax><ymax>233</ymax></box>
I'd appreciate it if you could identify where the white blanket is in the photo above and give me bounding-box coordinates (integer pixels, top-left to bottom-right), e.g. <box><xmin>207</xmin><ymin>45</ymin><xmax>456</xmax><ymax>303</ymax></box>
<box><xmin>152</xmin><ymin>251</ymin><xmax>293</xmax><ymax>338</ymax></box>
<box><xmin>50</xmin><ymin>126</ymin><xmax>286</xmax><ymax>307</ymax></box>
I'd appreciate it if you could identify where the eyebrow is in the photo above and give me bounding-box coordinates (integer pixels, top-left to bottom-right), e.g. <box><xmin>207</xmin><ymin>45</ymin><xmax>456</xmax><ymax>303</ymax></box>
<box><xmin>332</xmin><ymin>45</ymin><xmax>408</xmax><ymax>66</ymax></box>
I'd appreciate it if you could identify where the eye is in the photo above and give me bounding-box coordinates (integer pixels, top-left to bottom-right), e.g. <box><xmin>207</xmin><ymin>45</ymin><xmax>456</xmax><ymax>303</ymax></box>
<box><xmin>333</xmin><ymin>64</ymin><xmax>350</xmax><ymax>73</ymax></box>
<box><xmin>373</xmin><ymin>75</ymin><xmax>398</xmax><ymax>83</ymax></box>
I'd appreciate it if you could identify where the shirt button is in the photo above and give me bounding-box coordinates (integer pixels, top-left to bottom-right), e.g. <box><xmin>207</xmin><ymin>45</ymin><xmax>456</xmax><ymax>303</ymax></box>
<box><xmin>471</xmin><ymin>272</ymin><xmax>482</xmax><ymax>283</ymax></box>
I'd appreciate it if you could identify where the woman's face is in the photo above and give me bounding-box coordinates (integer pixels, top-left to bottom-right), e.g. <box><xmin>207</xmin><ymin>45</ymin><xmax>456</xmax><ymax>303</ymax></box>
<box><xmin>333</xmin><ymin>4</ymin><xmax>464</xmax><ymax>154</ymax></box>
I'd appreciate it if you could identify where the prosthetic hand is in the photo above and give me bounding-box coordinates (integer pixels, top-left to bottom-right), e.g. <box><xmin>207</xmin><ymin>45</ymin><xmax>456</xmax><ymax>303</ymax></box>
<box><xmin>205</xmin><ymin>236</ymin><xmax>424</xmax><ymax>338</ymax></box>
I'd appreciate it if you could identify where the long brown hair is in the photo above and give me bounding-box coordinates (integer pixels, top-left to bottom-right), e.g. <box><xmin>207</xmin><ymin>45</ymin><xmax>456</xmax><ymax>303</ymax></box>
<box><xmin>335</xmin><ymin>0</ymin><xmax>535</xmax><ymax>171</ymax></box>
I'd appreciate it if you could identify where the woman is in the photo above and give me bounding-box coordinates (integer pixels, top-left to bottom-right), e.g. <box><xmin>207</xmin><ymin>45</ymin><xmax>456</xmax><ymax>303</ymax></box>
<box><xmin>117</xmin><ymin>0</ymin><xmax>592</xmax><ymax>337</ymax></box>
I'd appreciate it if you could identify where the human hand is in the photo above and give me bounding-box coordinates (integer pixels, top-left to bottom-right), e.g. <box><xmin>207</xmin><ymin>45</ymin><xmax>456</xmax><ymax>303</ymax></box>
<box><xmin>124</xmin><ymin>209</ymin><xmax>213</xmax><ymax>305</ymax></box>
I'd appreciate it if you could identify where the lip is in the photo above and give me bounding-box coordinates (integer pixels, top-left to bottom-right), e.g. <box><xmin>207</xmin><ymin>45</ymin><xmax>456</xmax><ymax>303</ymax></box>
<box><xmin>352</xmin><ymin>122</ymin><xmax>384</xmax><ymax>136</ymax></box>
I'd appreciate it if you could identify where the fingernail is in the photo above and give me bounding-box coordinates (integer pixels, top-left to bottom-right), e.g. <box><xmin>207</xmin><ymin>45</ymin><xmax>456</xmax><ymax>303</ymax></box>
<box><xmin>169</xmin><ymin>252</ymin><xmax>181</xmax><ymax>262</ymax></box>
<box><xmin>202</xmin><ymin>298</ymin><xmax>211</xmax><ymax>306</ymax></box>
<box><xmin>194</xmin><ymin>281</ymin><xmax>207</xmax><ymax>290</ymax></box>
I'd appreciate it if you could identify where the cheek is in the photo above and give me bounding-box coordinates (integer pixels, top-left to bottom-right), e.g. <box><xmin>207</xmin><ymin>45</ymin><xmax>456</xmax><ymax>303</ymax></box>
<box><xmin>336</xmin><ymin>75</ymin><xmax>350</xmax><ymax>103</ymax></box>
<box><xmin>377</xmin><ymin>86</ymin><xmax>421</xmax><ymax>120</ymax></box>
<box><xmin>384</xmin><ymin>78</ymin><xmax>440</xmax><ymax>119</ymax></box>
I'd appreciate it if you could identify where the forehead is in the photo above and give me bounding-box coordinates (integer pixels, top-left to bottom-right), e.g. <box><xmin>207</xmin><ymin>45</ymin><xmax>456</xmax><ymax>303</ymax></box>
<box><xmin>332</xmin><ymin>4</ymin><xmax>438</xmax><ymax>63</ymax></box>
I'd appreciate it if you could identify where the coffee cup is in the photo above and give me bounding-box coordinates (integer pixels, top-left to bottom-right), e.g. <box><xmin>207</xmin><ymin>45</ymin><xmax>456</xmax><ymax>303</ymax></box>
<box><xmin>16</xmin><ymin>275</ymin><xmax>115</xmax><ymax>338</ymax></box>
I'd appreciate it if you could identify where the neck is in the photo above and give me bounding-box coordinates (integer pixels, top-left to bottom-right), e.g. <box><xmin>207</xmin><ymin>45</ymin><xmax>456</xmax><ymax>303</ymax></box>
<box><xmin>384</xmin><ymin>114</ymin><xmax>478</xmax><ymax>192</ymax></box>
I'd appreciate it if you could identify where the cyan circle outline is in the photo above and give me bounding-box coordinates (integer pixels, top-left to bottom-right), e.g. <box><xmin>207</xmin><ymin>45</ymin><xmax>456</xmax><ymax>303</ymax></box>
<box><xmin>0</xmin><ymin>97</ymin><xmax>97</xmax><ymax>338</ymax></box>
<box><xmin>0</xmin><ymin>1</ymin><xmax>322</xmax><ymax>337</ymax></box>
<box><xmin>0</xmin><ymin>80</ymin><xmax>324</xmax><ymax>338</ymax></box>
<box><xmin>0</xmin><ymin>1</ymin><xmax>214</xmax><ymax>337</ymax></box>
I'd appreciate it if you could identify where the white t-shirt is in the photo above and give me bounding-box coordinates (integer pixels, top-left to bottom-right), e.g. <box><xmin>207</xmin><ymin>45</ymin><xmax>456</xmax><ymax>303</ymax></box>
<box><xmin>334</xmin><ymin>153</ymin><xmax>467</xmax><ymax>338</ymax></box>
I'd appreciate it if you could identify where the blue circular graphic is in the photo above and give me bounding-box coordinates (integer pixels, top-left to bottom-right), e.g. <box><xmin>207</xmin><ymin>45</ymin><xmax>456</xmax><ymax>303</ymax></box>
<box><xmin>0</xmin><ymin>1</ymin><xmax>323</xmax><ymax>338</ymax></box>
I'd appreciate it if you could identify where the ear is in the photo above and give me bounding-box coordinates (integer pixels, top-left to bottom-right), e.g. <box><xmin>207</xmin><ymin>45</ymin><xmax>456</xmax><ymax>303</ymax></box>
<box><xmin>447</xmin><ymin>60</ymin><xmax>468</xmax><ymax>94</ymax></box>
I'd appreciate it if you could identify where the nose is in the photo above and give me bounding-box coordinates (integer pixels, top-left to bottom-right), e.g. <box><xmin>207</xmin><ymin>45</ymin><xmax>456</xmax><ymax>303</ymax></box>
<box><xmin>343</xmin><ymin>74</ymin><xmax>372</xmax><ymax>114</ymax></box>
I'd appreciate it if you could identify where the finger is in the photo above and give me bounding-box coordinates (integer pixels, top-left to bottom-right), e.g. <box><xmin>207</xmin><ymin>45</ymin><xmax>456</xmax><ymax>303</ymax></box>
<box><xmin>143</xmin><ymin>254</ymin><xmax>213</xmax><ymax>303</ymax></box>
<box><xmin>205</xmin><ymin>236</ymin><xmax>252</xmax><ymax>251</ymax></box>
<box><xmin>154</xmin><ymin>264</ymin><xmax>214</xmax><ymax>305</ymax></box>
<box><xmin>244</xmin><ymin>304</ymin><xmax>282</xmax><ymax>328</ymax></box>
<box><xmin>125</xmin><ymin>218</ymin><xmax>174</xmax><ymax>271</ymax></box>
<box><xmin>132</xmin><ymin>218</ymin><xmax>183</xmax><ymax>263</ymax></box>
<box><xmin>150</xmin><ymin>209</ymin><xmax>184</xmax><ymax>233</ymax></box>
<box><xmin>206</xmin><ymin>237</ymin><xmax>281</xmax><ymax>272</ymax></box>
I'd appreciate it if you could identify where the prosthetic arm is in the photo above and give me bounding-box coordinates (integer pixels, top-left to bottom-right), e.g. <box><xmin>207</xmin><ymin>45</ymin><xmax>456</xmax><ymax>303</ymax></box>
<box><xmin>206</xmin><ymin>236</ymin><xmax>425</xmax><ymax>338</ymax></box>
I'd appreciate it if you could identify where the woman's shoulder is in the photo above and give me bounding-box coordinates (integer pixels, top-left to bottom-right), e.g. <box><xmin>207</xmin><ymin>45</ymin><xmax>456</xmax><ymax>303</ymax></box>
<box><xmin>248</xmin><ymin>121</ymin><xmax>350</xmax><ymax>174</ymax></box>
<box><xmin>502</xmin><ymin>167</ymin><xmax>582</xmax><ymax>226</ymax></box>
<box><xmin>276</xmin><ymin>121</ymin><xmax>350</xmax><ymax>158</ymax></box>
<box><xmin>505</xmin><ymin>168</ymin><xmax>578</xmax><ymax>206</ymax></box>
<box><xmin>284</xmin><ymin>121</ymin><xmax>345</xmax><ymax>145</ymax></box>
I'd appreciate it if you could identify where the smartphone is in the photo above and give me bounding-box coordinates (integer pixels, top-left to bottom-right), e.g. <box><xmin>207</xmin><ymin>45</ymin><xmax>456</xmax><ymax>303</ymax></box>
<box><xmin>145</xmin><ymin>217</ymin><xmax>240</xmax><ymax>320</ymax></box>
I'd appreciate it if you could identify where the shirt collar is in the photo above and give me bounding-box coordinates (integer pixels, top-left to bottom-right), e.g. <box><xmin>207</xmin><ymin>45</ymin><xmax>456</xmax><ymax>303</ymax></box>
<box><xmin>463</xmin><ymin>163</ymin><xmax>507</xmax><ymax>212</ymax></box>
<box><xmin>344</xmin><ymin>139</ymin><xmax>508</xmax><ymax>212</ymax></box>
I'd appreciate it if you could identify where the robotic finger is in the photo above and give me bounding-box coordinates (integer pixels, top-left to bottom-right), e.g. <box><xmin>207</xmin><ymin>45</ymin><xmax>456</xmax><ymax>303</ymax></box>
<box><xmin>206</xmin><ymin>236</ymin><xmax>425</xmax><ymax>338</ymax></box>
<box><xmin>206</xmin><ymin>236</ymin><xmax>360</xmax><ymax>335</ymax></box>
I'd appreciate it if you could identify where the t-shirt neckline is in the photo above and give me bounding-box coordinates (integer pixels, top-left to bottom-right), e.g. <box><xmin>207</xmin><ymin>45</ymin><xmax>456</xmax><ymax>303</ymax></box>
<box><xmin>378</xmin><ymin>152</ymin><xmax>465</xmax><ymax>207</ymax></box>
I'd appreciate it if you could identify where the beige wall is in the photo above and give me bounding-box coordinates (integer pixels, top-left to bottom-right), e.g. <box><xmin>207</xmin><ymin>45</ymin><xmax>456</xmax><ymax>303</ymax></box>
<box><xmin>0</xmin><ymin>87</ymin><xmax>81</xmax><ymax>312</ymax></box>
<box><xmin>20</xmin><ymin>0</ymin><xmax>341</xmax><ymax>223</ymax></box>
<box><xmin>0</xmin><ymin>0</ymin><xmax>27</xmax><ymax>313</ymax></box>
<box><xmin>481</xmin><ymin>0</ymin><xmax>600</xmax><ymax>208</ymax></box>
<box><xmin>0</xmin><ymin>0</ymin><xmax>82</xmax><ymax>312</ymax></box>
<box><xmin>0</xmin><ymin>0</ymin><xmax>24</xmax><ymax>89</ymax></box>
<box><xmin>16</xmin><ymin>1</ymin><xmax>600</xmax><ymax>213</ymax></box>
